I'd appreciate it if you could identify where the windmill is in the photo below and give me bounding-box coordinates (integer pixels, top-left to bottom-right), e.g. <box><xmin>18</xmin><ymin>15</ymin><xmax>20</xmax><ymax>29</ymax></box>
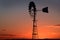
<box><xmin>28</xmin><ymin>1</ymin><xmax>48</xmax><ymax>39</ymax></box>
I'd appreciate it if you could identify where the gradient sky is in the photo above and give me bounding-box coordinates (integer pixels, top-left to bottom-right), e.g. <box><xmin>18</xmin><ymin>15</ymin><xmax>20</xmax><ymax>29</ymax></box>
<box><xmin>0</xmin><ymin>0</ymin><xmax>60</xmax><ymax>39</ymax></box>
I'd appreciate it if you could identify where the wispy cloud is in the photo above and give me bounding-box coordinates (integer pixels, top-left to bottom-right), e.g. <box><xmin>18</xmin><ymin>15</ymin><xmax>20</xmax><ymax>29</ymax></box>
<box><xmin>0</xmin><ymin>34</ymin><xmax>15</xmax><ymax>36</ymax></box>
<box><xmin>54</xmin><ymin>24</ymin><xmax>60</xmax><ymax>26</ymax></box>
<box><xmin>0</xmin><ymin>34</ymin><xmax>16</xmax><ymax>38</ymax></box>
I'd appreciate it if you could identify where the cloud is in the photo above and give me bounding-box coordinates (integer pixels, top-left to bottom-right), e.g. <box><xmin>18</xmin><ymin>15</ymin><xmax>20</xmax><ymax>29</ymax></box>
<box><xmin>0</xmin><ymin>34</ymin><xmax>16</xmax><ymax>38</ymax></box>
<box><xmin>0</xmin><ymin>34</ymin><xmax>15</xmax><ymax>36</ymax></box>
<box><xmin>54</xmin><ymin>24</ymin><xmax>60</xmax><ymax>26</ymax></box>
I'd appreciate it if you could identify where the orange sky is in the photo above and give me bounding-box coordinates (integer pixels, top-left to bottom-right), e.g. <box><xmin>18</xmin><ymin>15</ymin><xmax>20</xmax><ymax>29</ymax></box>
<box><xmin>38</xmin><ymin>25</ymin><xmax>60</xmax><ymax>39</ymax></box>
<box><xmin>1</xmin><ymin>25</ymin><xmax>60</xmax><ymax>39</ymax></box>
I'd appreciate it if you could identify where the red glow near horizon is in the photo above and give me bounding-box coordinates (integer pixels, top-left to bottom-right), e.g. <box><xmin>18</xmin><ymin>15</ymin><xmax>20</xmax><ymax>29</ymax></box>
<box><xmin>0</xmin><ymin>25</ymin><xmax>60</xmax><ymax>39</ymax></box>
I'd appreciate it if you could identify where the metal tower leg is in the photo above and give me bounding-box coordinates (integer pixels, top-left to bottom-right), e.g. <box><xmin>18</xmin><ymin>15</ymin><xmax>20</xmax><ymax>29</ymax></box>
<box><xmin>32</xmin><ymin>12</ymin><xmax>38</xmax><ymax>39</ymax></box>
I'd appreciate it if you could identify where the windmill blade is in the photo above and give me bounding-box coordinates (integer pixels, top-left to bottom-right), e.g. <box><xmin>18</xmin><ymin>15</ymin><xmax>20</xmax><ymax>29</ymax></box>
<box><xmin>28</xmin><ymin>1</ymin><xmax>36</xmax><ymax>16</ymax></box>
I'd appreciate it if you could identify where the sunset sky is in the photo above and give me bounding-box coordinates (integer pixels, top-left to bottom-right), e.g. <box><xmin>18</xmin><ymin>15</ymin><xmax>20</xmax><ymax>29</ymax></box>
<box><xmin>0</xmin><ymin>0</ymin><xmax>60</xmax><ymax>39</ymax></box>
